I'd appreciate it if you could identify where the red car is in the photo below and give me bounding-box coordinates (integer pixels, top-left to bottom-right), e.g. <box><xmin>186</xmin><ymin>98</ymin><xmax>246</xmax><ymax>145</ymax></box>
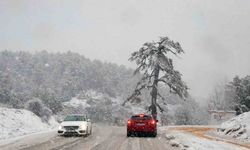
<box><xmin>127</xmin><ymin>114</ymin><xmax>158</xmax><ymax>137</ymax></box>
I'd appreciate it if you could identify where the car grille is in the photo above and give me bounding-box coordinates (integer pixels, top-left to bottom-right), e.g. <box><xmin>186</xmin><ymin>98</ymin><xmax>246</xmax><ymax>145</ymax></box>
<box><xmin>64</xmin><ymin>126</ymin><xmax>79</xmax><ymax>130</ymax></box>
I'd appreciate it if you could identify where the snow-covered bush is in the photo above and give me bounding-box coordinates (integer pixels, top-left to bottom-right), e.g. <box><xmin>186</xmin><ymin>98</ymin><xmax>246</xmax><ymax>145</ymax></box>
<box><xmin>25</xmin><ymin>98</ymin><xmax>52</xmax><ymax>122</ymax></box>
<box><xmin>174</xmin><ymin>99</ymin><xmax>209</xmax><ymax>125</ymax></box>
<box><xmin>175</xmin><ymin>106</ymin><xmax>192</xmax><ymax>125</ymax></box>
<box><xmin>86</xmin><ymin>97</ymin><xmax>113</xmax><ymax>123</ymax></box>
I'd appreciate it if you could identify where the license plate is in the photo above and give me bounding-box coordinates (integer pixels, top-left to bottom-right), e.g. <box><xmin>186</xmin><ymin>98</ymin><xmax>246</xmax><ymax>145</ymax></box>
<box><xmin>67</xmin><ymin>130</ymin><xmax>75</xmax><ymax>132</ymax></box>
<box><xmin>136</xmin><ymin>123</ymin><xmax>145</xmax><ymax>126</ymax></box>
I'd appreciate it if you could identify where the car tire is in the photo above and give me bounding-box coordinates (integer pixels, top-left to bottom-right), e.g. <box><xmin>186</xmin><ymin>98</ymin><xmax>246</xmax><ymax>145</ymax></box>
<box><xmin>151</xmin><ymin>131</ymin><xmax>157</xmax><ymax>137</ymax></box>
<box><xmin>89</xmin><ymin>127</ymin><xmax>92</xmax><ymax>135</ymax></box>
<box><xmin>84</xmin><ymin>127</ymin><xmax>88</xmax><ymax>137</ymax></box>
<box><xmin>127</xmin><ymin>131</ymin><xmax>131</xmax><ymax>137</ymax></box>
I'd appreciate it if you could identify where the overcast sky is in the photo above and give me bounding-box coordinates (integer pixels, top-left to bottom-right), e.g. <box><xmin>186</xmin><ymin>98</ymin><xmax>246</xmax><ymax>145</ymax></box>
<box><xmin>1</xmin><ymin>0</ymin><xmax>250</xmax><ymax>99</ymax></box>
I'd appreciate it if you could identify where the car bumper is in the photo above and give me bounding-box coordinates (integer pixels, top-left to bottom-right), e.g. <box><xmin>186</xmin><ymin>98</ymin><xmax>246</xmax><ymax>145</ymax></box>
<box><xmin>127</xmin><ymin>126</ymin><xmax>156</xmax><ymax>133</ymax></box>
<box><xmin>58</xmin><ymin>129</ymin><xmax>87</xmax><ymax>136</ymax></box>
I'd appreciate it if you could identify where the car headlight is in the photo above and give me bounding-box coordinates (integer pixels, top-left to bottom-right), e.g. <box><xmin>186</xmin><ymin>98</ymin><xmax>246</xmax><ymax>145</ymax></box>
<box><xmin>80</xmin><ymin>125</ymin><xmax>87</xmax><ymax>130</ymax></box>
<box><xmin>58</xmin><ymin>125</ymin><xmax>63</xmax><ymax>130</ymax></box>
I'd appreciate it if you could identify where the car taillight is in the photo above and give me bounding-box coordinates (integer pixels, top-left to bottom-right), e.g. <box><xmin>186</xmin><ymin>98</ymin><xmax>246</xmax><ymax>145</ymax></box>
<box><xmin>127</xmin><ymin>120</ymin><xmax>132</xmax><ymax>125</ymax></box>
<box><xmin>151</xmin><ymin>120</ymin><xmax>156</xmax><ymax>125</ymax></box>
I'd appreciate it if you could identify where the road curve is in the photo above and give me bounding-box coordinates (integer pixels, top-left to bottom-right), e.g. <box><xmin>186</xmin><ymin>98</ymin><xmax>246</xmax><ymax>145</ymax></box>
<box><xmin>0</xmin><ymin>124</ymin><xmax>179</xmax><ymax>150</ymax></box>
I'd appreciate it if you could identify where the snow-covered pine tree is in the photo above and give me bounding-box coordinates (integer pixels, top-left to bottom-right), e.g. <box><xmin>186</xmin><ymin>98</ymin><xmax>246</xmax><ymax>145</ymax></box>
<box><xmin>123</xmin><ymin>36</ymin><xmax>188</xmax><ymax>119</ymax></box>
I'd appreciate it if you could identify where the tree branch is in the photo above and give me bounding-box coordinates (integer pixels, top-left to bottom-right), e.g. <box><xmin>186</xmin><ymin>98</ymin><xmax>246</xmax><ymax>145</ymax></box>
<box><xmin>122</xmin><ymin>84</ymin><xmax>146</xmax><ymax>106</ymax></box>
<box><xmin>156</xmin><ymin>103</ymin><xmax>164</xmax><ymax>112</ymax></box>
<box><xmin>157</xmin><ymin>92</ymin><xmax>167</xmax><ymax>105</ymax></box>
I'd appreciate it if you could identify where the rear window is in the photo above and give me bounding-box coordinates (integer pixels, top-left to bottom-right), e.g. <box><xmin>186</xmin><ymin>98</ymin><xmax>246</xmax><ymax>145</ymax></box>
<box><xmin>131</xmin><ymin>115</ymin><xmax>152</xmax><ymax>120</ymax></box>
<box><xmin>64</xmin><ymin>115</ymin><xmax>86</xmax><ymax>121</ymax></box>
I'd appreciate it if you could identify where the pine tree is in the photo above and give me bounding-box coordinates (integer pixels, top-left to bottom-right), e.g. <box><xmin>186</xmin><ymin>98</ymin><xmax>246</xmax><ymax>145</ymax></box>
<box><xmin>228</xmin><ymin>76</ymin><xmax>250</xmax><ymax>113</ymax></box>
<box><xmin>123</xmin><ymin>36</ymin><xmax>188</xmax><ymax>119</ymax></box>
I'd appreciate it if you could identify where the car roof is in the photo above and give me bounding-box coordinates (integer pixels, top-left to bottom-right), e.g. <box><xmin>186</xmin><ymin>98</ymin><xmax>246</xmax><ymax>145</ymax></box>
<box><xmin>131</xmin><ymin>114</ymin><xmax>152</xmax><ymax>119</ymax></box>
<box><xmin>66</xmin><ymin>114</ymin><xmax>86</xmax><ymax>117</ymax></box>
<box><xmin>132</xmin><ymin>114</ymin><xmax>151</xmax><ymax>117</ymax></box>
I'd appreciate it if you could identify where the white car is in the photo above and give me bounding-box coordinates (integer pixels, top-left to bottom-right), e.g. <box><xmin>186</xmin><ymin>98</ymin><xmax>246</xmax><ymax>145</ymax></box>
<box><xmin>58</xmin><ymin>114</ymin><xmax>92</xmax><ymax>136</ymax></box>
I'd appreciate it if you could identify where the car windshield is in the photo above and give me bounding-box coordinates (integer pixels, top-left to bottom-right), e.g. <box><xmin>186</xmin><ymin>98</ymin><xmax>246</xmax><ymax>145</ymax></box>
<box><xmin>63</xmin><ymin>115</ymin><xmax>86</xmax><ymax>121</ymax></box>
<box><xmin>131</xmin><ymin>115</ymin><xmax>152</xmax><ymax>120</ymax></box>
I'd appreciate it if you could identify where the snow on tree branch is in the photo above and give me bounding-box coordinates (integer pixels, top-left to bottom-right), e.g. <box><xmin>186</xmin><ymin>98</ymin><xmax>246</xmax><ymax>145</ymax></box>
<box><xmin>123</xmin><ymin>36</ymin><xmax>189</xmax><ymax>118</ymax></box>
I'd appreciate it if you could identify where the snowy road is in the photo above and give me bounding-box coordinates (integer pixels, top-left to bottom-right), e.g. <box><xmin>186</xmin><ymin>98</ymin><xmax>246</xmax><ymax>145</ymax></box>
<box><xmin>0</xmin><ymin>124</ymin><xmax>179</xmax><ymax>150</ymax></box>
<box><xmin>2</xmin><ymin>125</ymin><xmax>249</xmax><ymax>150</ymax></box>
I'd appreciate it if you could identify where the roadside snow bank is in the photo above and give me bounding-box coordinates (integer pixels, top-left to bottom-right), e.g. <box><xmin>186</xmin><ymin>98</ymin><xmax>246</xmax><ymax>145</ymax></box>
<box><xmin>0</xmin><ymin>107</ymin><xmax>58</xmax><ymax>140</ymax></box>
<box><xmin>218</xmin><ymin>111</ymin><xmax>250</xmax><ymax>140</ymax></box>
<box><xmin>163</xmin><ymin>127</ymin><xmax>247</xmax><ymax>150</ymax></box>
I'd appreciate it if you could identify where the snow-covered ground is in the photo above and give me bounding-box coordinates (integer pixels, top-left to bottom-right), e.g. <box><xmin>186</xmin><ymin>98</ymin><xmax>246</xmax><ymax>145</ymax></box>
<box><xmin>0</xmin><ymin>107</ymin><xmax>58</xmax><ymax>140</ymax></box>
<box><xmin>0</xmin><ymin>124</ymin><xmax>180</xmax><ymax>150</ymax></box>
<box><xmin>217</xmin><ymin>111</ymin><xmax>250</xmax><ymax>141</ymax></box>
<box><xmin>167</xmin><ymin>130</ymin><xmax>247</xmax><ymax>150</ymax></box>
<box><xmin>63</xmin><ymin>90</ymin><xmax>117</xmax><ymax>108</ymax></box>
<box><xmin>63</xmin><ymin>97</ymin><xmax>90</xmax><ymax>109</ymax></box>
<box><xmin>163</xmin><ymin>126</ymin><xmax>249</xmax><ymax>150</ymax></box>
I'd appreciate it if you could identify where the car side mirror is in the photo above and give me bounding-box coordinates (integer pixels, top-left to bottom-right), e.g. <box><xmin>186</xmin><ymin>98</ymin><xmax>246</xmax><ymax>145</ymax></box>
<box><xmin>87</xmin><ymin>119</ymin><xmax>91</xmax><ymax>122</ymax></box>
<box><xmin>58</xmin><ymin>119</ymin><xmax>63</xmax><ymax>123</ymax></box>
<box><xmin>156</xmin><ymin>120</ymin><xmax>158</xmax><ymax>123</ymax></box>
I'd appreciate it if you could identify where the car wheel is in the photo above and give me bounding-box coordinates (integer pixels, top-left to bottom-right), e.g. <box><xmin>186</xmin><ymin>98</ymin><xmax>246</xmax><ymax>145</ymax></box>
<box><xmin>90</xmin><ymin>127</ymin><xmax>92</xmax><ymax>135</ymax></box>
<box><xmin>127</xmin><ymin>131</ymin><xmax>131</xmax><ymax>137</ymax></box>
<box><xmin>84</xmin><ymin>127</ymin><xmax>89</xmax><ymax>137</ymax></box>
<box><xmin>151</xmin><ymin>131</ymin><xmax>157</xmax><ymax>137</ymax></box>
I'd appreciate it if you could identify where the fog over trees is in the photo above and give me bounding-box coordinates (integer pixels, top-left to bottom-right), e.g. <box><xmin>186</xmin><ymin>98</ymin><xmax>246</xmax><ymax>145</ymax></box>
<box><xmin>0</xmin><ymin>50</ymin><xmax>208</xmax><ymax>125</ymax></box>
<box><xmin>208</xmin><ymin>76</ymin><xmax>250</xmax><ymax>115</ymax></box>
<box><xmin>0</xmin><ymin>50</ymin><xmax>135</xmax><ymax>111</ymax></box>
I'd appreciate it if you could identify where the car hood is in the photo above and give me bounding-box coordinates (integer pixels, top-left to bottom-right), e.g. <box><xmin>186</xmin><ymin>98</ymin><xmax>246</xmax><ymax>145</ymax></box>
<box><xmin>60</xmin><ymin>121</ymin><xmax>87</xmax><ymax>126</ymax></box>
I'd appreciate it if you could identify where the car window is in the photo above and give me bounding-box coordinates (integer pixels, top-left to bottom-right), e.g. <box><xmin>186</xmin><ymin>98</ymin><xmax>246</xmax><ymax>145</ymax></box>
<box><xmin>131</xmin><ymin>115</ymin><xmax>152</xmax><ymax>120</ymax></box>
<box><xmin>63</xmin><ymin>115</ymin><xmax>86</xmax><ymax>121</ymax></box>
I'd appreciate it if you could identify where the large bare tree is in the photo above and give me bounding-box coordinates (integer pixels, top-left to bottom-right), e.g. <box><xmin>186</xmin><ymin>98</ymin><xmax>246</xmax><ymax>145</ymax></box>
<box><xmin>123</xmin><ymin>36</ymin><xmax>188</xmax><ymax>119</ymax></box>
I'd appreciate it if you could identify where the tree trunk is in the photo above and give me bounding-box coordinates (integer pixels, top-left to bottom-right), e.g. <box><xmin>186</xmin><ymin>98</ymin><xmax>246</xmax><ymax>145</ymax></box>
<box><xmin>151</xmin><ymin>64</ymin><xmax>160</xmax><ymax>120</ymax></box>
